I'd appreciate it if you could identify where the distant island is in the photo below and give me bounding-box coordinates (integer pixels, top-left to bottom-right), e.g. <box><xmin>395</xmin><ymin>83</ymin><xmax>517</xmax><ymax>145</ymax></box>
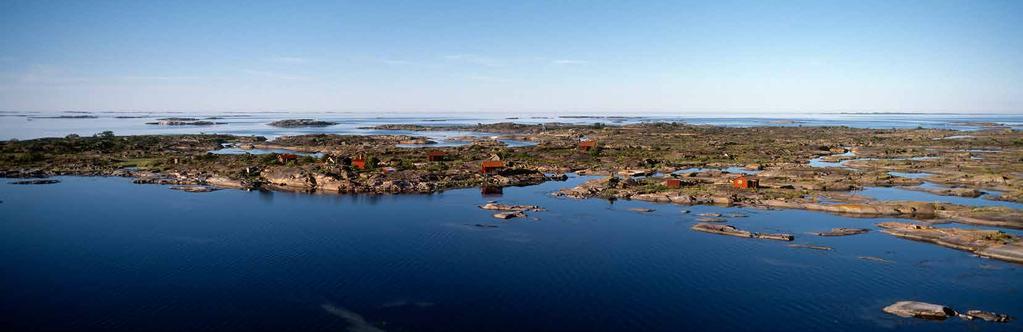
<box><xmin>146</xmin><ymin>117</ymin><xmax>224</xmax><ymax>126</ymax></box>
<box><xmin>268</xmin><ymin>119</ymin><xmax>338</xmax><ymax>128</ymax></box>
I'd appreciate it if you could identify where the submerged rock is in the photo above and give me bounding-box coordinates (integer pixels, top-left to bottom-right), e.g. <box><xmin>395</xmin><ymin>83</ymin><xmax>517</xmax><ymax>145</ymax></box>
<box><xmin>9</xmin><ymin>179</ymin><xmax>60</xmax><ymax>185</ymax></box>
<box><xmin>696</xmin><ymin>217</ymin><xmax>727</xmax><ymax>222</ymax></box>
<box><xmin>692</xmin><ymin>223</ymin><xmax>752</xmax><ymax>238</ymax></box>
<box><xmin>961</xmin><ymin>310</ymin><xmax>1012</xmax><ymax>322</ymax></box>
<box><xmin>883</xmin><ymin>301</ymin><xmax>957</xmax><ymax>320</ymax></box>
<box><xmin>815</xmin><ymin>228</ymin><xmax>869</xmax><ymax>237</ymax></box>
<box><xmin>548</xmin><ymin>173</ymin><xmax>569</xmax><ymax>181</ymax></box>
<box><xmin>479</xmin><ymin>203</ymin><xmax>543</xmax><ymax>212</ymax></box>
<box><xmin>691</xmin><ymin>223</ymin><xmax>794</xmax><ymax>241</ymax></box>
<box><xmin>858</xmin><ymin>256</ymin><xmax>895</xmax><ymax>264</ymax></box>
<box><xmin>169</xmin><ymin>185</ymin><xmax>217</xmax><ymax>193</ymax></box>
<box><xmin>910</xmin><ymin>186</ymin><xmax>983</xmax><ymax>198</ymax></box>
<box><xmin>628</xmin><ymin>207</ymin><xmax>655</xmax><ymax>213</ymax></box>
<box><xmin>788</xmin><ymin>244</ymin><xmax>832</xmax><ymax>251</ymax></box>
<box><xmin>493</xmin><ymin>211</ymin><xmax>526</xmax><ymax>219</ymax></box>
<box><xmin>146</xmin><ymin>120</ymin><xmax>221</xmax><ymax>126</ymax></box>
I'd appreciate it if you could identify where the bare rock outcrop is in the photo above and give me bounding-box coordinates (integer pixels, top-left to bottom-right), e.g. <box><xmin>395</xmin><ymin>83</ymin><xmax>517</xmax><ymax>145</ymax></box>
<box><xmin>883</xmin><ymin>301</ymin><xmax>957</xmax><ymax>320</ymax></box>
<box><xmin>691</xmin><ymin>223</ymin><xmax>793</xmax><ymax>241</ymax></box>
<box><xmin>877</xmin><ymin>222</ymin><xmax>1023</xmax><ymax>264</ymax></box>
<box><xmin>815</xmin><ymin>228</ymin><xmax>869</xmax><ymax>236</ymax></box>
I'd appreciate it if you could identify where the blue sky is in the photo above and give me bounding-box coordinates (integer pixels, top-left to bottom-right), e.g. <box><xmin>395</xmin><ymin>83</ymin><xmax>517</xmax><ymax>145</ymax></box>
<box><xmin>1</xmin><ymin>0</ymin><xmax>1021</xmax><ymax>113</ymax></box>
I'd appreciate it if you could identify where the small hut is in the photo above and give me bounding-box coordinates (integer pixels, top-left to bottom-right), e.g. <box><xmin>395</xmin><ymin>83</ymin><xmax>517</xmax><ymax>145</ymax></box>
<box><xmin>352</xmin><ymin>157</ymin><xmax>367</xmax><ymax>170</ymax></box>
<box><xmin>481</xmin><ymin>160</ymin><xmax>505</xmax><ymax>174</ymax></box>
<box><xmin>664</xmin><ymin>178</ymin><xmax>682</xmax><ymax>189</ymax></box>
<box><xmin>578</xmin><ymin>139</ymin><xmax>597</xmax><ymax>151</ymax></box>
<box><xmin>427</xmin><ymin>150</ymin><xmax>447</xmax><ymax>162</ymax></box>
<box><xmin>277</xmin><ymin>153</ymin><xmax>298</xmax><ymax>164</ymax></box>
<box><xmin>731</xmin><ymin>175</ymin><xmax>759</xmax><ymax>189</ymax></box>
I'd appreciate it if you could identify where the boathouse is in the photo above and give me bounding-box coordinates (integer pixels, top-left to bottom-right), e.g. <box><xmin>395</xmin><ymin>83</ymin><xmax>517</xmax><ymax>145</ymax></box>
<box><xmin>277</xmin><ymin>153</ymin><xmax>298</xmax><ymax>164</ymax></box>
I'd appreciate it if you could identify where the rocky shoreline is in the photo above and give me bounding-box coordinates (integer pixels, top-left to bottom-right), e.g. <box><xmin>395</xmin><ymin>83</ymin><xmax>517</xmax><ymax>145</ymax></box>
<box><xmin>3</xmin><ymin>122</ymin><xmax>1022</xmax><ymax>263</ymax></box>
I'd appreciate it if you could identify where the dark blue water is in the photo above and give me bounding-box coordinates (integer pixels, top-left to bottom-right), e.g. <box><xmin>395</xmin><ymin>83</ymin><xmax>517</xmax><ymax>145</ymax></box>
<box><xmin>2</xmin><ymin>176</ymin><xmax>1021</xmax><ymax>331</ymax></box>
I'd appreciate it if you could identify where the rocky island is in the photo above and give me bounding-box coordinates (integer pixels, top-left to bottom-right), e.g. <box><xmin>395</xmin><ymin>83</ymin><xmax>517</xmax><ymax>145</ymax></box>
<box><xmin>146</xmin><ymin>117</ymin><xmax>224</xmax><ymax>126</ymax></box>
<box><xmin>2</xmin><ymin>121</ymin><xmax>1022</xmax><ymax>264</ymax></box>
<box><xmin>268</xmin><ymin>119</ymin><xmax>339</xmax><ymax>128</ymax></box>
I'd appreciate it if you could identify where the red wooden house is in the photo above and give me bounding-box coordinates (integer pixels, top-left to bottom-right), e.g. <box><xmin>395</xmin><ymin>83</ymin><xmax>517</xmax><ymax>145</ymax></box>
<box><xmin>277</xmin><ymin>153</ymin><xmax>298</xmax><ymax>164</ymax></box>
<box><xmin>480</xmin><ymin>160</ymin><xmax>505</xmax><ymax>174</ymax></box>
<box><xmin>578</xmin><ymin>139</ymin><xmax>597</xmax><ymax>151</ymax></box>
<box><xmin>427</xmin><ymin>150</ymin><xmax>447</xmax><ymax>161</ymax></box>
<box><xmin>664</xmin><ymin>178</ymin><xmax>682</xmax><ymax>189</ymax></box>
<box><xmin>731</xmin><ymin>175</ymin><xmax>759</xmax><ymax>189</ymax></box>
<box><xmin>352</xmin><ymin>157</ymin><xmax>367</xmax><ymax>170</ymax></box>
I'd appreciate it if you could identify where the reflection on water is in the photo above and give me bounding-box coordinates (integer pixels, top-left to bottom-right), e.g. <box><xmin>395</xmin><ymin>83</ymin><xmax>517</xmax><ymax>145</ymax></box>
<box><xmin>887</xmin><ymin>171</ymin><xmax>933</xmax><ymax>179</ymax></box>
<box><xmin>809</xmin><ymin>150</ymin><xmax>855</xmax><ymax>168</ymax></box>
<box><xmin>481</xmin><ymin>186</ymin><xmax>504</xmax><ymax>197</ymax></box>
<box><xmin>810</xmin><ymin>154</ymin><xmax>938</xmax><ymax>170</ymax></box>
<box><xmin>722</xmin><ymin>167</ymin><xmax>761</xmax><ymax>175</ymax></box>
<box><xmin>672</xmin><ymin>167</ymin><xmax>760</xmax><ymax>175</ymax></box>
<box><xmin>1</xmin><ymin>176</ymin><xmax>1021</xmax><ymax>331</ymax></box>
<box><xmin>321</xmin><ymin>304</ymin><xmax>385</xmax><ymax>332</ymax></box>
<box><xmin>672</xmin><ymin>167</ymin><xmax>712</xmax><ymax>174</ymax></box>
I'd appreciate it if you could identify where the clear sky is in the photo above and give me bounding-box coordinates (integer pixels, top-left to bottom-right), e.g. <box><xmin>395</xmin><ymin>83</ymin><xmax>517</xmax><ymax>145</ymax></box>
<box><xmin>1</xmin><ymin>0</ymin><xmax>1021</xmax><ymax>114</ymax></box>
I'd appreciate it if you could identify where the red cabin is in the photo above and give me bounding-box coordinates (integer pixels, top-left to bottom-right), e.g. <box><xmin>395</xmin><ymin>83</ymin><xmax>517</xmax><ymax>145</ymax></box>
<box><xmin>352</xmin><ymin>158</ymin><xmax>367</xmax><ymax>170</ymax></box>
<box><xmin>731</xmin><ymin>175</ymin><xmax>759</xmax><ymax>189</ymax></box>
<box><xmin>427</xmin><ymin>150</ymin><xmax>447</xmax><ymax>162</ymax></box>
<box><xmin>665</xmin><ymin>178</ymin><xmax>682</xmax><ymax>189</ymax></box>
<box><xmin>481</xmin><ymin>160</ymin><xmax>505</xmax><ymax>174</ymax></box>
<box><xmin>277</xmin><ymin>153</ymin><xmax>298</xmax><ymax>164</ymax></box>
<box><xmin>578</xmin><ymin>139</ymin><xmax>597</xmax><ymax>151</ymax></box>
